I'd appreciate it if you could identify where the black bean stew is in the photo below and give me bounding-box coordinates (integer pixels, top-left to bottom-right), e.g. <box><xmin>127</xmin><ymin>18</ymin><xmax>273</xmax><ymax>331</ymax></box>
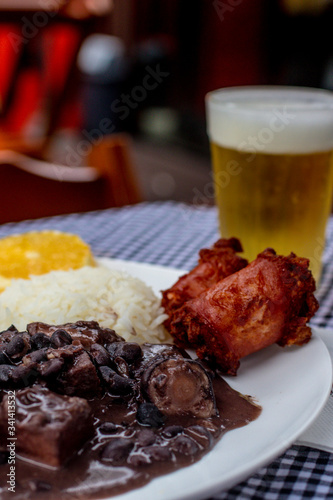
<box><xmin>0</xmin><ymin>321</ymin><xmax>261</xmax><ymax>499</ymax></box>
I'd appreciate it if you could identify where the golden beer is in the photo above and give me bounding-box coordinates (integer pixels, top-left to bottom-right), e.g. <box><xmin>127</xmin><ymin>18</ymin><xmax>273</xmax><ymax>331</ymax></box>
<box><xmin>206</xmin><ymin>86</ymin><xmax>333</xmax><ymax>282</ymax></box>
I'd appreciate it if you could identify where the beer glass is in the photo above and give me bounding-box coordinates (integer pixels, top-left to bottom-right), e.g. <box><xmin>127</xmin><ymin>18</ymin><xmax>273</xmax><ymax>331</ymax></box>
<box><xmin>205</xmin><ymin>86</ymin><xmax>333</xmax><ymax>282</ymax></box>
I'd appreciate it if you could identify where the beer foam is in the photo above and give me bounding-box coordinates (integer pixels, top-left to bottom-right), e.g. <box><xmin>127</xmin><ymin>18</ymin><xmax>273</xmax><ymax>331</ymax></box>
<box><xmin>206</xmin><ymin>87</ymin><xmax>333</xmax><ymax>154</ymax></box>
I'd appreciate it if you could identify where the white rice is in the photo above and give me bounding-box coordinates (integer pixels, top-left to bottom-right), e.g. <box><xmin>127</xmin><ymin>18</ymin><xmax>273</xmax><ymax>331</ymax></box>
<box><xmin>0</xmin><ymin>266</ymin><xmax>170</xmax><ymax>343</ymax></box>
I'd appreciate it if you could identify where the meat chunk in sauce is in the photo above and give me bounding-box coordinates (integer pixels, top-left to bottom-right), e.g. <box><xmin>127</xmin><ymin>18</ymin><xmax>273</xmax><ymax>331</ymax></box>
<box><xmin>27</xmin><ymin>320</ymin><xmax>123</xmax><ymax>349</ymax></box>
<box><xmin>0</xmin><ymin>386</ymin><xmax>93</xmax><ymax>467</ymax></box>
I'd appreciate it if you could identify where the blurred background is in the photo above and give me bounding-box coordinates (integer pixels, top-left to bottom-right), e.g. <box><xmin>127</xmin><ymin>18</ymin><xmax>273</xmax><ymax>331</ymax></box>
<box><xmin>1</xmin><ymin>0</ymin><xmax>333</xmax><ymax>218</ymax></box>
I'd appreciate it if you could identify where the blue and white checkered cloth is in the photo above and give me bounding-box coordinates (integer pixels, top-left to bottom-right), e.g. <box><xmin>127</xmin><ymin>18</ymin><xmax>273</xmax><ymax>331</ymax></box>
<box><xmin>1</xmin><ymin>200</ymin><xmax>333</xmax><ymax>499</ymax></box>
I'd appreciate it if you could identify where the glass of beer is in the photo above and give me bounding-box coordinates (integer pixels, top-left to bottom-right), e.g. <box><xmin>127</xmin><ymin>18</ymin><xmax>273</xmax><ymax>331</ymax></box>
<box><xmin>205</xmin><ymin>86</ymin><xmax>333</xmax><ymax>282</ymax></box>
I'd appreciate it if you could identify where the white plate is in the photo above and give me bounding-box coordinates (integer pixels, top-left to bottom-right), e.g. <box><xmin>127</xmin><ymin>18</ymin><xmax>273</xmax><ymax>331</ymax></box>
<box><xmin>97</xmin><ymin>257</ymin><xmax>333</xmax><ymax>500</ymax></box>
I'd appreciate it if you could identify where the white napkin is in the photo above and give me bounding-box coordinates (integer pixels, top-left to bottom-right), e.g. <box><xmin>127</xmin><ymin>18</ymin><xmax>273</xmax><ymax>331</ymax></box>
<box><xmin>296</xmin><ymin>328</ymin><xmax>333</xmax><ymax>452</ymax></box>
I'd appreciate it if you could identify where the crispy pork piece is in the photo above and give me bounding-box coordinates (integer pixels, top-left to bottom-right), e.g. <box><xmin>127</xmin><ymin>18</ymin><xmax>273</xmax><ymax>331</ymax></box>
<box><xmin>161</xmin><ymin>238</ymin><xmax>248</xmax><ymax>330</ymax></box>
<box><xmin>169</xmin><ymin>249</ymin><xmax>319</xmax><ymax>375</ymax></box>
<box><xmin>0</xmin><ymin>386</ymin><xmax>93</xmax><ymax>467</ymax></box>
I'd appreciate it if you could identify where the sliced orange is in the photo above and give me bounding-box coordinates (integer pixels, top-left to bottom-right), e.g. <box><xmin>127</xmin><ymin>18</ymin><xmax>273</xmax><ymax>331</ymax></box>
<box><xmin>0</xmin><ymin>230</ymin><xmax>95</xmax><ymax>290</ymax></box>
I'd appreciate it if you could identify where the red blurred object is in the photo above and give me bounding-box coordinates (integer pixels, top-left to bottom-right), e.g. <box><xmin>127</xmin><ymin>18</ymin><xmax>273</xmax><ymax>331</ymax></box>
<box><xmin>42</xmin><ymin>24</ymin><xmax>81</xmax><ymax>101</ymax></box>
<box><xmin>0</xmin><ymin>24</ymin><xmax>21</xmax><ymax>108</ymax></box>
<box><xmin>4</xmin><ymin>69</ymin><xmax>41</xmax><ymax>133</ymax></box>
<box><xmin>0</xmin><ymin>2</ymin><xmax>113</xmax><ymax>150</ymax></box>
<box><xmin>0</xmin><ymin>22</ymin><xmax>82</xmax><ymax>137</ymax></box>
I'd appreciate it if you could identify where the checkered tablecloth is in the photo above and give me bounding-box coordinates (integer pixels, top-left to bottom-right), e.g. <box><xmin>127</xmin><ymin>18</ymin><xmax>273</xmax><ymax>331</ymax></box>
<box><xmin>1</xmin><ymin>200</ymin><xmax>333</xmax><ymax>499</ymax></box>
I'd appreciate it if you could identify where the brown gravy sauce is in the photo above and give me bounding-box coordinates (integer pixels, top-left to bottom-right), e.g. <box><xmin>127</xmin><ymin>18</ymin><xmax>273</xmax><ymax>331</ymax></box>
<box><xmin>0</xmin><ymin>377</ymin><xmax>260</xmax><ymax>499</ymax></box>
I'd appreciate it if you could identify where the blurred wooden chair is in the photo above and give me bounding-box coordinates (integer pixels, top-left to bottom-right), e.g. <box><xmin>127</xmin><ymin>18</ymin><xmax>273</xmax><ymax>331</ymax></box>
<box><xmin>0</xmin><ymin>133</ymin><xmax>142</xmax><ymax>224</ymax></box>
